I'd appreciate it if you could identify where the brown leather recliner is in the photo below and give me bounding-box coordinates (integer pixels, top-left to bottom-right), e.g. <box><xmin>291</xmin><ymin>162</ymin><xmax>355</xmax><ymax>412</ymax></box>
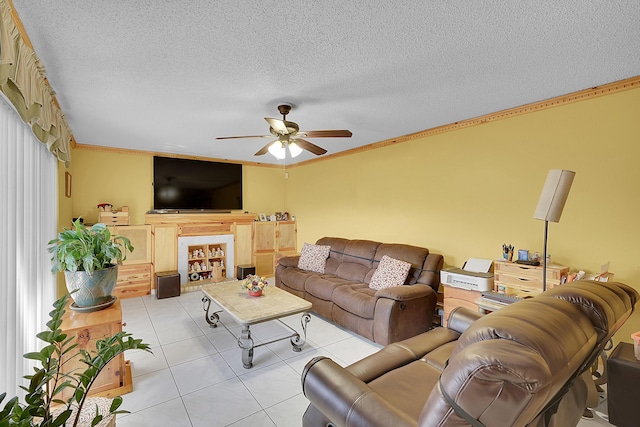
<box><xmin>301</xmin><ymin>280</ymin><xmax>638</xmax><ymax>427</ymax></box>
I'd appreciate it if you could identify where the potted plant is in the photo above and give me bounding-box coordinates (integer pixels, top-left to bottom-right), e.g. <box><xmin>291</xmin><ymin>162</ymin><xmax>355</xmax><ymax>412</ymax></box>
<box><xmin>0</xmin><ymin>293</ymin><xmax>151</xmax><ymax>426</ymax></box>
<box><xmin>48</xmin><ymin>219</ymin><xmax>133</xmax><ymax>310</ymax></box>
<box><xmin>240</xmin><ymin>274</ymin><xmax>268</xmax><ymax>297</ymax></box>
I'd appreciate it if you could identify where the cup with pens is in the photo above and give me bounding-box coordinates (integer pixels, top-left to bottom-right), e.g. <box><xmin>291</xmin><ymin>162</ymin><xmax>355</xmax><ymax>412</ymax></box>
<box><xmin>502</xmin><ymin>244</ymin><xmax>514</xmax><ymax>262</ymax></box>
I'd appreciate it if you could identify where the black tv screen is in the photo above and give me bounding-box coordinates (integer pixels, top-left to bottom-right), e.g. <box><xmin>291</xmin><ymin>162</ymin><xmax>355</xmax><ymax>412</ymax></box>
<box><xmin>153</xmin><ymin>156</ymin><xmax>242</xmax><ymax>211</ymax></box>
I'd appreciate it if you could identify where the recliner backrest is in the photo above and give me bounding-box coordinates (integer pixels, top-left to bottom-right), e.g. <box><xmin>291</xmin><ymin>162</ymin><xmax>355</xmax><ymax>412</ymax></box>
<box><xmin>419</xmin><ymin>281</ymin><xmax>638</xmax><ymax>427</ymax></box>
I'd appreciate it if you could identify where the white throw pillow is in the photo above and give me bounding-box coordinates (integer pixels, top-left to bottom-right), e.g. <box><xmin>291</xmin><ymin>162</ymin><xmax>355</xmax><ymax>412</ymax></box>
<box><xmin>297</xmin><ymin>243</ymin><xmax>331</xmax><ymax>273</ymax></box>
<box><xmin>369</xmin><ymin>255</ymin><xmax>411</xmax><ymax>290</ymax></box>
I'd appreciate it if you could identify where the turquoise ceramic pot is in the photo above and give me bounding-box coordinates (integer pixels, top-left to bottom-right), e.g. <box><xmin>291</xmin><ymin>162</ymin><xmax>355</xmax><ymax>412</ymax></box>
<box><xmin>64</xmin><ymin>264</ymin><xmax>118</xmax><ymax>308</ymax></box>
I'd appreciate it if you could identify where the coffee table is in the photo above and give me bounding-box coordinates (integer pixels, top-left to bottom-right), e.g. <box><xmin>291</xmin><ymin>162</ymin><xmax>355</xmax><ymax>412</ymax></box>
<box><xmin>201</xmin><ymin>281</ymin><xmax>312</xmax><ymax>369</ymax></box>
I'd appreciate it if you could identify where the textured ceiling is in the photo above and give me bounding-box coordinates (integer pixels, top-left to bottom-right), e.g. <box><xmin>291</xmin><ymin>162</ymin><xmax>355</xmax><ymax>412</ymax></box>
<box><xmin>11</xmin><ymin>0</ymin><xmax>640</xmax><ymax>165</ymax></box>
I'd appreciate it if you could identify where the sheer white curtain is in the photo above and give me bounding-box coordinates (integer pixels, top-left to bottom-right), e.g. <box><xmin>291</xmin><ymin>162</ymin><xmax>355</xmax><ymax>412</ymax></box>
<box><xmin>0</xmin><ymin>95</ymin><xmax>57</xmax><ymax>398</ymax></box>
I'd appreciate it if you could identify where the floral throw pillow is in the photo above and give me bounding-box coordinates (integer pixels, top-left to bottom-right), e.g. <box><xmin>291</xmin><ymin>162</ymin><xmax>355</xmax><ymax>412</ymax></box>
<box><xmin>369</xmin><ymin>255</ymin><xmax>412</xmax><ymax>290</ymax></box>
<box><xmin>297</xmin><ymin>243</ymin><xmax>331</xmax><ymax>273</ymax></box>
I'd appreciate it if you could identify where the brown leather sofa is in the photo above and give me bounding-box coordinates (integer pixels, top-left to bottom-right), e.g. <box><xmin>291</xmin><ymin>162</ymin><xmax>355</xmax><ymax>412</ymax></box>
<box><xmin>301</xmin><ymin>280</ymin><xmax>638</xmax><ymax>427</ymax></box>
<box><xmin>275</xmin><ymin>237</ymin><xmax>444</xmax><ymax>345</ymax></box>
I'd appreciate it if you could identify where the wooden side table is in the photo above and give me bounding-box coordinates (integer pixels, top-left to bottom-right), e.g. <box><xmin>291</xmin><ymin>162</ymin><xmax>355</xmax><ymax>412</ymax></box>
<box><xmin>607</xmin><ymin>342</ymin><xmax>640</xmax><ymax>427</ymax></box>
<box><xmin>58</xmin><ymin>300</ymin><xmax>132</xmax><ymax>399</ymax></box>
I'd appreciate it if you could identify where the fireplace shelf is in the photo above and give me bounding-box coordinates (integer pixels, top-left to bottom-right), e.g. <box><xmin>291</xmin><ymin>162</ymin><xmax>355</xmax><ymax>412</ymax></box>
<box><xmin>187</xmin><ymin>243</ymin><xmax>227</xmax><ymax>282</ymax></box>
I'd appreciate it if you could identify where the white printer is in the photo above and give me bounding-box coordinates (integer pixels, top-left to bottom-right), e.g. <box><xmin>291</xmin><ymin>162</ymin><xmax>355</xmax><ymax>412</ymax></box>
<box><xmin>440</xmin><ymin>258</ymin><xmax>494</xmax><ymax>292</ymax></box>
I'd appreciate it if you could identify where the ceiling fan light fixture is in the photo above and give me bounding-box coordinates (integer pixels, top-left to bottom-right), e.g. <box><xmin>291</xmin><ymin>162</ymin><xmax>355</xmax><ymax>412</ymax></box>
<box><xmin>268</xmin><ymin>141</ymin><xmax>286</xmax><ymax>159</ymax></box>
<box><xmin>288</xmin><ymin>141</ymin><xmax>303</xmax><ymax>157</ymax></box>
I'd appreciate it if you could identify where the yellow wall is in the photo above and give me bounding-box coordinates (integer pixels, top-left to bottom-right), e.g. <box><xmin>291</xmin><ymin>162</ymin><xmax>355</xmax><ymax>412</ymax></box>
<box><xmin>287</xmin><ymin>87</ymin><xmax>640</xmax><ymax>342</ymax></box>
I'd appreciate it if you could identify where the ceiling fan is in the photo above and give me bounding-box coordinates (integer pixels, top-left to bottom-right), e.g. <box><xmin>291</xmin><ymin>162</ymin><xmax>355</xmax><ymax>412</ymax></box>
<box><xmin>216</xmin><ymin>104</ymin><xmax>352</xmax><ymax>159</ymax></box>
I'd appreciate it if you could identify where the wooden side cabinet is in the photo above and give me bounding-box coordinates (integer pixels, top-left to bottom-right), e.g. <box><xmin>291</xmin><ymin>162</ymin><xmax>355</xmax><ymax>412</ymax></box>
<box><xmin>494</xmin><ymin>260</ymin><xmax>569</xmax><ymax>296</ymax></box>
<box><xmin>110</xmin><ymin>225</ymin><xmax>152</xmax><ymax>298</ymax></box>
<box><xmin>442</xmin><ymin>285</ymin><xmax>481</xmax><ymax>327</ymax></box>
<box><xmin>253</xmin><ymin>221</ymin><xmax>297</xmax><ymax>276</ymax></box>
<box><xmin>58</xmin><ymin>300</ymin><xmax>131</xmax><ymax>400</ymax></box>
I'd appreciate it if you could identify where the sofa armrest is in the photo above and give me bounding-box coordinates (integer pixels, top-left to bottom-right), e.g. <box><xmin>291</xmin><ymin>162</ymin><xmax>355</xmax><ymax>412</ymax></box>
<box><xmin>302</xmin><ymin>357</ymin><xmax>416</xmax><ymax>427</ymax></box>
<box><xmin>447</xmin><ymin>307</ymin><xmax>483</xmax><ymax>335</ymax></box>
<box><xmin>278</xmin><ymin>255</ymin><xmax>300</xmax><ymax>268</ymax></box>
<box><xmin>375</xmin><ymin>283</ymin><xmax>435</xmax><ymax>301</ymax></box>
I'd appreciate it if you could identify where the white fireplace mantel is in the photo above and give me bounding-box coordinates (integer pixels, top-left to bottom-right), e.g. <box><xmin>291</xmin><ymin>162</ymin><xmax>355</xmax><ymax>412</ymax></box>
<box><xmin>177</xmin><ymin>234</ymin><xmax>235</xmax><ymax>284</ymax></box>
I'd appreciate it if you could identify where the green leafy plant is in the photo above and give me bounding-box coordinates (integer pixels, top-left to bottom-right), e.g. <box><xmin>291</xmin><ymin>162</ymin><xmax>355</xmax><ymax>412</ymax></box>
<box><xmin>48</xmin><ymin>219</ymin><xmax>133</xmax><ymax>275</ymax></box>
<box><xmin>0</xmin><ymin>293</ymin><xmax>151</xmax><ymax>426</ymax></box>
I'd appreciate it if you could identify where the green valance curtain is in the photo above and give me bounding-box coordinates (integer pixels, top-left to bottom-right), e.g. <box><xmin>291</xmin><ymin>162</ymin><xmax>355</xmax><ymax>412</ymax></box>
<box><xmin>0</xmin><ymin>0</ymin><xmax>71</xmax><ymax>166</ymax></box>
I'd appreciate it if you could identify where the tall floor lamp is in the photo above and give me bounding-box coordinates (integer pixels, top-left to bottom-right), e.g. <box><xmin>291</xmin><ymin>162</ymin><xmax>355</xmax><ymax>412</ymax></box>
<box><xmin>533</xmin><ymin>169</ymin><xmax>575</xmax><ymax>291</ymax></box>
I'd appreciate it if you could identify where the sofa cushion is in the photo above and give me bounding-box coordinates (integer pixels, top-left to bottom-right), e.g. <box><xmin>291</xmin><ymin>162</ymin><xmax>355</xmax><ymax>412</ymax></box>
<box><xmin>333</xmin><ymin>240</ymin><xmax>380</xmax><ymax>282</ymax></box>
<box><xmin>332</xmin><ymin>284</ymin><xmax>378</xmax><ymax>319</ymax></box>
<box><xmin>278</xmin><ymin>267</ymin><xmax>311</xmax><ymax>293</ymax></box>
<box><xmin>369</xmin><ymin>255</ymin><xmax>411</xmax><ymax>290</ymax></box>
<box><xmin>305</xmin><ymin>275</ymin><xmax>354</xmax><ymax>301</ymax></box>
<box><xmin>298</xmin><ymin>243</ymin><xmax>331</xmax><ymax>273</ymax></box>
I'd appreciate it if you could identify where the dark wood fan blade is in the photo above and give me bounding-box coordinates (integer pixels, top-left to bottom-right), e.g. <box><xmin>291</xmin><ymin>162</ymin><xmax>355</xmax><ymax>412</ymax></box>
<box><xmin>216</xmin><ymin>135</ymin><xmax>272</xmax><ymax>140</ymax></box>
<box><xmin>295</xmin><ymin>138</ymin><xmax>327</xmax><ymax>156</ymax></box>
<box><xmin>299</xmin><ymin>130</ymin><xmax>352</xmax><ymax>138</ymax></box>
<box><xmin>254</xmin><ymin>140</ymin><xmax>277</xmax><ymax>156</ymax></box>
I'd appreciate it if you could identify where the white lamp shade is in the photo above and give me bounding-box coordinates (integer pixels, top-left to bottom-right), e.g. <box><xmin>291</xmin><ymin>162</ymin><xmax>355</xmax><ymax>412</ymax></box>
<box><xmin>533</xmin><ymin>169</ymin><xmax>576</xmax><ymax>222</ymax></box>
<box><xmin>268</xmin><ymin>141</ymin><xmax>286</xmax><ymax>159</ymax></box>
<box><xmin>288</xmin><ymin>141</ymin><xmax>303</xmax><ymax>157</ymax></box>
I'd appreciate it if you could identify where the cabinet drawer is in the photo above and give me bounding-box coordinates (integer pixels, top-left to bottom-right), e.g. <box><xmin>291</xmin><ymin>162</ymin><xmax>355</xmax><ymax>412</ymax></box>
<box><xmin>117</xmin><ymin>264</ymin><xmax>151</xmax><ymax>283</ymax></box>
<box><xmin>495</xmin><ymin>274</ymin><xmax>544</xmax><ymax>292</ymax></box>
<box><xmin>115</xmin><ymin>264</ymin><xmax>151</xmax><ymax>298</ymax></box>
<box><xmin>178</xmin><ymin>222</ymin><xmax>232</xmax><ymax>236</ymax></box>
<box><xmin>495</xmin><ymin>262</ymin><xmax>543</xmax><ymax>279</ymax></box>
<box><xmin>99</xmin><ymin>211</ymin><xmax>130</xmax><ymax>225</ymax></box>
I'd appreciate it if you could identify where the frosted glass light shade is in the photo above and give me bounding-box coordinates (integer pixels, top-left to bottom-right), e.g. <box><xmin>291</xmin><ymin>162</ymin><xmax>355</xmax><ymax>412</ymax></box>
<box><xmin>533</xmin><ymin>169</ymin><xmax>576</xmax><ymax>222</ymax></box>
<box><xmin>288</xmin><ymin>141</ymin><xmax>303</xmax><ymax>157</ymax></box>
<box><xmin>268</xmin><ymin>141</ymin><xmax>286</xmax><ymax>159</ymax></box>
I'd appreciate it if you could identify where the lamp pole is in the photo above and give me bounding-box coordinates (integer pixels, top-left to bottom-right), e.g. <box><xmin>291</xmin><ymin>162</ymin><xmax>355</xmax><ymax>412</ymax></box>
<box><xmin>542</xmin><ymin>220</ymin><xmax>548</xmax><ymax>291</ymax></box>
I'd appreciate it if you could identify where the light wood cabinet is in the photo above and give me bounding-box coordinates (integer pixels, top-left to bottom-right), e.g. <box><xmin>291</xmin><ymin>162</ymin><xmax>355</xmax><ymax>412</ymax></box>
<box><xmin>234</xmin><ymin>223</ymin><xmax>253</xmax><ymax>266</ymax></box>
<box><xmin>114</xmin><ymin>263</ymin><xmax>152</xmax><ymax>299</ymax></box>
<box><xmin>442</xmin><ymin>285</ymin><xmax>481</xmax><ymax>327</ymax></box>
<box><xmin>58</xmin><ymin>300</ymin><xmax>131</xmax><ymax>400</ymax></box>
<box><xmin>145</xmin><ymin>213</ymin><xmax>257</xmax><ymax>284</ymax></box>
<box><xmin>278</xmin><ymin>221</ymin><xmax>297</xmax><ymax>252</ymax></box>
<box><xmin>152</xmin><ymin>223</ymin><xmax>178</xmax><ymax>273</ymax></box>
<box><xmin>253</xmin><ymin>221</ymin><xmax>297</xmax><ymax>276</ymax></box>
<box><xmin>111</xmin><ymin>225</ymin><xmax>151</xmax><ymax>264</ymax></box>
<box><xmin>494</xmin><ymin>260</ymin><xmax>569</xmax><ymax>296</ymax></box>
<box><xmin>99</xmin><ymin>211</ymin><xmax>129</xmax><ymax>225</ymax></box>
<box><xmin>110</xmin><ymin>225</ymin><xmax>152</xmax><ymax>298</ymax></box>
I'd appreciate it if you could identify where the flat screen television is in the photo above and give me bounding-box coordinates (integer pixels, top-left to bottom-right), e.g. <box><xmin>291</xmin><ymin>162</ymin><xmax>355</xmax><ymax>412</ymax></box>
<box><xmin>153</xmin><ymin>156</ymin><xmax>242</xmax><ymax>211</ymax></box>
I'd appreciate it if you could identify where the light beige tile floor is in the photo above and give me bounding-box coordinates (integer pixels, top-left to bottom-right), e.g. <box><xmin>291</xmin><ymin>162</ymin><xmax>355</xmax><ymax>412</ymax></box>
<box><xmin>116</xmin><ymin>289</ymin><xmax>613</xmax><ymax>426</ymax></box>
<box><xmin>117</xmin><ymin>289</ymin><xmax>381</xmax><ymax>426</ymax></box>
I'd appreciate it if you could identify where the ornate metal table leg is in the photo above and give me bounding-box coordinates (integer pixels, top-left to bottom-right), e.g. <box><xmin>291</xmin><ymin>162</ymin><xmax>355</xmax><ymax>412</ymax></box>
<box><xmin>202</xmin><ymin>296</ymin><xmax>221</xmax><ymax>328</ymax></box>
<box><xmin>239</xmin><ymin>325</ymin><xmax>254</xmax><ymax>369</ymax></box>
<box><xmin>291</xmin><ymin>313</ymin><xmax>311</xmax><ymax>352</ymax></box>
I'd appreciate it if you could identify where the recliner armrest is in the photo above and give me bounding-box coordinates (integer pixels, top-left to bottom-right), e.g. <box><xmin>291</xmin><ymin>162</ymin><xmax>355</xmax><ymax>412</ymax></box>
<box><xmin>447</xmin><ymin>307</ymin><xmax>483</xmax><ymax>334</ymax></box>
<box><xmin>302</xmin><ymin>357</ymin><xmax>416</xmax><ymax>427</ymax></box>
<box><xmin>278</xmin><ymin>255</ymin><xmax>300</xmax><ymax>268</ymax></box>
<box><xmin>375</xmin><ymin>283</ymin><xmax>435</xmax><ymax>301</ymax></box>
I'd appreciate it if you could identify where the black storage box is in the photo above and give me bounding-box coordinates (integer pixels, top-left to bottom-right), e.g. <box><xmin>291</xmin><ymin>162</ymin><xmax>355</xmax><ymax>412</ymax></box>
<box><xmin>607</xmin><ymin>342</ymin><xmax>640</xmax><ymax>427</ymax></box>
<box><xmin>156</xmin><ymin>271</ymin><xmax>180</xmax><ymax>299</ymax></box>
<box><xmin>237</xmin><ymin>265</ymin><xmax>256</xmax><ymax>280</ymax></box>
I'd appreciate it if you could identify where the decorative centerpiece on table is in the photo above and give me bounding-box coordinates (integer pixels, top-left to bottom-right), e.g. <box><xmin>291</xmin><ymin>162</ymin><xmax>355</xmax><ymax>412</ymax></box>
<box><xmin>241</xmin><ymin>274</ymin><xmax>268</xmax><ymax>297</ymax></box>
